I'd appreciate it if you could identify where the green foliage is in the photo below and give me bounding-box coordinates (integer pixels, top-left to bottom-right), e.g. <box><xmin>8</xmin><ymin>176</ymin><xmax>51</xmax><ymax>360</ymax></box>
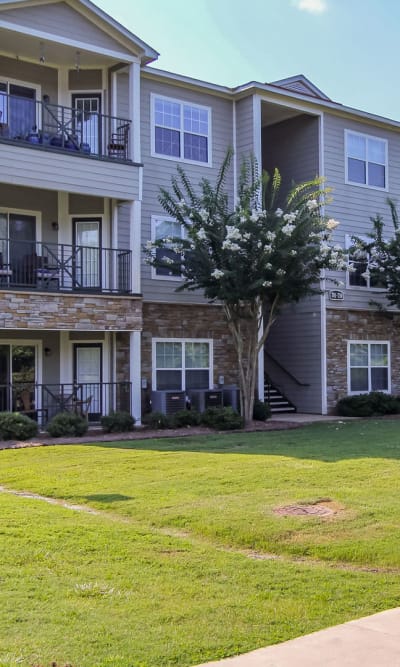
<box><xmin>336</xmin><ymin>392</ymin><xmax>400</xmax><ymax>417</ymax></box>
<box><xmin>170</xmin><ymin>409</ymin><xmax>201</xmax><ymax>427</ymax></box>
<box><xmin>46</xmin><ymin>412</ymin><xmax>88</xmax><ymax>438</ymax></box>
<box><xmin>0</xmin><ymin>411</ymin><xmax>38</xmax><ymax>440</ymax></box>
<box><xmin>252</xmin><ymin>399</ymin><xmax>271</xmax><ymax>421</ymax></box>
<box><xmin>201</xmin><ymin>406</ymin><xmax>244</xmax><ymax>430</ymax></box>
<box><xmin>142</xmin><ymin>411</ymin><xmax>173</xmax><ymax>429</ymax></box>
<box><xmin>100</xmin><ymin>411</ymin><xmax>136</xmax><ymax>433</ymax></box>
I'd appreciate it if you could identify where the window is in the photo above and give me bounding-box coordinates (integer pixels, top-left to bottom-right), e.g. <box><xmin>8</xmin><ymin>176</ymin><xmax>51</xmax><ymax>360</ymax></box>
<box><xmin>348</xmin><ymin>342</ymin><xmax>389</xmax><ymax>393</ymax></box>
<box><xmin>152</xmin><ymin>94</ymin><xmax>211</xmax><ymax>164</ymax></box>
<box><xmin>153</xmin><ymin>339</ymin><xmax>212</xmax><ymax>390</ymax></box>
<box><xmin>345</xmin><ymin>131</ymin><xmax>387</xmax><ymax>189</ymax></box>
<box><xmin>151</xmin><ymin>216</ymin><xmax>183</xmax><ymax>279</ymax></box>
<box><xmin>0</xmin><ymin>79</ymin><xmax>40</xmax><ymax>138</ymax></box>
<box><xmin>345</xmin><ymin>235</ymin><xmax>387</xmax><ymax>289</ymax></box>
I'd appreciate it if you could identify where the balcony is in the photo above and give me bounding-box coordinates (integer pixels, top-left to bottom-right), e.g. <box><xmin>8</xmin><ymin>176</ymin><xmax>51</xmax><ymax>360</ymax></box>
<box><xmin>0</xmin><ymin>238</ymin><xmax>131</xmax><ymax>295</ymax></box>
<box><xmin>0</xmin><ymin>381</ymin><xmax>131</xmax><ymax>426</ymax></box>
<box><xmin>0</xmin><ymin>92</ymin><xmax>131</xmax><ymax>162</ymax></box>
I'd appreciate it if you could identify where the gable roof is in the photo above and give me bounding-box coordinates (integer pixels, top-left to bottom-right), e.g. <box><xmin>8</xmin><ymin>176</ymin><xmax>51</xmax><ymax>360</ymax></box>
<box><xmin>269</xmin><ymin>75</ymin><xmax>331</xmax><ymax>101</ymax></box>
<box><xmin>0</xmin><ymin>0</ymin><xmax>159</xmax><ymax>64</ymax></box>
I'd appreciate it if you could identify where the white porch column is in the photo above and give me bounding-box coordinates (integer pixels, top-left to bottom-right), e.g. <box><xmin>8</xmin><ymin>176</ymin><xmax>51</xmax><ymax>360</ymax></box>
<box><xmin>129</xmin><ymin>200</ymin><xmax>141</xmax><ymax>294</ymax></box>
<box><xmin>257</xmin><ymin>315</ymin><xmax>265</xmax><ymax>402</ymax></box>
<box><xmin>130</xmin><ymin>330</ymin><xmax>141</xmax><ymax>424</ymax></box>
<box><xmin>128</xmin><ymin>60</ymin><xmax>141</xmax><ymax>163</ymax></box>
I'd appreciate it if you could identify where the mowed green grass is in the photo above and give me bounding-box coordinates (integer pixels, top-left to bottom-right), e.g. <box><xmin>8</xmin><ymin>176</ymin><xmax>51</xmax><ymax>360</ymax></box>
<box><xmin>1</xmin><ymin>420</ymin><xmax>400</xmax><ymax>667</ymax></box>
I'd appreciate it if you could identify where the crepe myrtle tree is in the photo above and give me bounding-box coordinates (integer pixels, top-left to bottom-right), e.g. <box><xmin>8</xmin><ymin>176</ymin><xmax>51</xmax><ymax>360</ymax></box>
<box><xmin>351</xmin><ymin>200</ymin><xmax>400</xmax><ymax>309</ymax></box>
<box><xmin>144</xmin><ymin>150</ymin><xmax>346</xmax><ymax>424</ymax></box>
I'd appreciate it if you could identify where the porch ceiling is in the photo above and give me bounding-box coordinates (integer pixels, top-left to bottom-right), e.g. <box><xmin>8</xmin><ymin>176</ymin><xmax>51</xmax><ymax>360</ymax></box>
<box><xmin>261</xmin><ymin>101</ymin><xmax>309</xmax><ymax>128</ymax></box>
<box><xmin>0</xmin><ymin>26</ymin><xmax>128</xmax><ymax>68</ymax></box>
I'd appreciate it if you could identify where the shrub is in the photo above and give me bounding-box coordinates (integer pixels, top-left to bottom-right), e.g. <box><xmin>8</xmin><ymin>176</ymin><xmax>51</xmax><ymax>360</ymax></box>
<box><xmin>201</xmin><ymin>406</ymin><xmax>244</xmax><ymax>431</ymax></box>
<box><xmin>253</xmin><ymin>399</ymin><xmax>271</xmax><ymax>421</ymax></box>
<box><xmin>142</xmin><ymin>411</ymin><xmax>173</xmax><ymax>429</ymax></box>
<box><xmin>0</xmin><ymin>412</ymin><xmax>38</xmax><ymax>441</ymax></box>
<box><xmin>336</xmin><ymin>391</ymin><xmax>400</xmax><ymax>417</ymax></box>
<box><xmin>46</xmin><ymin>412</ymin><xmax>88</xmax><ymax>438</ymax></box>
<box><xmin>170</xmin><ymin>409</ymin><xmax>201</xmax><ymax>428</ymax></box>
<box><xmin>100</xmin><ymin>411</ymin><xmax>136</xmax><ymax>433</ymax></box>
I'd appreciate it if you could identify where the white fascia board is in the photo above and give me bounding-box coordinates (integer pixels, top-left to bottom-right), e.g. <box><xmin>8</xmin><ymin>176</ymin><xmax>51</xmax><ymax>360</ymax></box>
<box><xmin>0</xmin><ymin>17</ymin><xmax>138</xmax><ymax>62</ymax></box>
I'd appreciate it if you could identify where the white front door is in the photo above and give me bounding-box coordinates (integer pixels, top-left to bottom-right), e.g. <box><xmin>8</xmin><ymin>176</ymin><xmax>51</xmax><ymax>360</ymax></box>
<box><xmin>73</xmin><ymin>218</ymin><xmax>100</xmax><ymax>289</ymax></box>
<box><xmin>74</xmin><ymin>344</ymin><xmax>102</xmax><ymax>420</ymax></box>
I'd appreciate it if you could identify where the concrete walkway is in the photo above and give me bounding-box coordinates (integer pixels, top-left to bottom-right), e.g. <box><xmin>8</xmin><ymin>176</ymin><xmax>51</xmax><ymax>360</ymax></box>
<box><xmin>194</xmin><ymin>608</ymin><xmax>400</xmax><ymax>666</ymax></box>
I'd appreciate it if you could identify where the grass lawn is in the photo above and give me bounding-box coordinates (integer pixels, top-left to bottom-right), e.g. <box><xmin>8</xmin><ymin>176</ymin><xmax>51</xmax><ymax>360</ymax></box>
<box><xmin>1</xmin><ymin>420</ymin><xmax>400</xmax><ymax>666</ymax></box>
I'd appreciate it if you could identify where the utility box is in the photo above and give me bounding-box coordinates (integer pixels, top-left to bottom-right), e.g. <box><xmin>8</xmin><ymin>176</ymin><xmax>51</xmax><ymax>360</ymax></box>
<box><xmin>188</xmin><ymin>389</ymin><xmax>223</xmax><ymax>412</ymax></box>
<box><xmin>151</xmin><ymin>390</ymin><xmax>186</xmax><ymax>414</ymax></box>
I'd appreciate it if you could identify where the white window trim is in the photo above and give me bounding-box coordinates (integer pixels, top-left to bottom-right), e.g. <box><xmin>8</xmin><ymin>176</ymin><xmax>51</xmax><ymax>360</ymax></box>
<box><xmin>0</xmin><ymin>338</ymin><xmax>43</xmax><ymax>410</ymax></box>
<box><xmin>344</xmin><ymin>129</ymin><xmax>388</xmax><ymax>191</ymax></box>
<box><xmin>152</xmin><ymin>338</ymin><xmax>213</xmax><ymax>391</ymax></box>
<box><xmin>150</xmin><ymin>214</ymin><xmax>183</xmax><ymax>282</ymax></box>
<box><xmin>0</xmin><ymin>208</ymin><xmax>42</xmax><ymax>243</ymax></box>
<box><xmin>0</xmin><ymin>76</ymin><xmax>42</xmax><ymax>130</ymax></box>
<box><xmin>344</xmin><ymin>234</ymin><xmax>387</xmax><ymax>291</ymax></box>
<box><xmin>150</xmin><ymin>93</ymin><xmax>212</xmax><ymax>167</ymax></box>
<box><xmin>347</xmin><ymin>340</ymin><xmax>391</xmax><ymax>395</ymax></box>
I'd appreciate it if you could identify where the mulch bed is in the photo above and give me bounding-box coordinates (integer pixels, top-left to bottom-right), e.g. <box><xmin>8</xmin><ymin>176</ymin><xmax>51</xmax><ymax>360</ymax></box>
<box><xmin>0</xmin><ymin>419</ymin><xmax>302</xmax><ymax>450</ymax></box>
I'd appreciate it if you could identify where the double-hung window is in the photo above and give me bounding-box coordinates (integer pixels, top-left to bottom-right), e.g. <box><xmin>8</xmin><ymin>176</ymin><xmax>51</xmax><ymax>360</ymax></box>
<box><xmin>345</xmin><ymin>130</ymin><xmax>387</xmax><ymax>189</ymax></box>
<box><xmin>152</xmin><ymin>94</ymin><xmax>211</xmax><ymax>165</ymax></box>
<box><xmin>153</xmin><ymin>339</ymin><xmax>212</xmax><ymax>391</ymax></box>
<box><xmin>151</xmin><ymin>216</ymin><xmax>183</xmax><ymax>279</ymax></box>
<box><xmin>348</xmin><ymin>341</ymin><xmax>389</xmax><ymax>393</ymax></box>
<box><xmin>345</xmin><ymin>235</ymin><xmax>387</xmax><ymax>289</ymax></box>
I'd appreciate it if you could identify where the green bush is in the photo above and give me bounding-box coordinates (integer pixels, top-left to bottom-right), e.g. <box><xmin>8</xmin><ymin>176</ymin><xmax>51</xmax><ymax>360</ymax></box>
<box><xmin>142</xmin><ymin>411</ymin><xmax>173</xmax><ymax>429</ymax></box>
<box><xmin>201</xmin><ymin>406</ymin><xmax>244</xmax><ymax>431</ymax></box>
<box><xmin>100</xmin><ymin>411</ymin><xmax>136</xmax><ymax>433</ymax></box>
<box><xmin>253</xmin><ymin>399</ymin><xmax>271</xmax><ymax>421</ymax></box>
<box><xmin>170</xmin><ymin>409</ymin><xmax>201</xmax><ymax>428</ymax></box>
<box><xmin>336</xmin><ymin>391</ymin><xmax>400</xmax><ymax>417</ymax></box>
<box><xmin>0</xmin><ymin>412</ymin><xmax>38</xmax><ymax>441</ymax></box>
<box><xmin>46</xmin><ymin>412</ymin><xmax>88</xmax><ymax>438</ymax></box>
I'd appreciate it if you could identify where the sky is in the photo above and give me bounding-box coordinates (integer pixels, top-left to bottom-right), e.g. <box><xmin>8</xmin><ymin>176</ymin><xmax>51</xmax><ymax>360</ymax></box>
<box><xmin>93</xmin><ymin>0</ymin><xmax>400</xmax><ymax>122</ymax></box>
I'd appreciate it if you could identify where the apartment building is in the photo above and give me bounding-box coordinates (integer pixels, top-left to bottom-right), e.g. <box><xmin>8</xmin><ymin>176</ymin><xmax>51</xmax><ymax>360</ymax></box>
<box><xmin>0</xmin><ymin>0</ymin><xmax>399</xmax><ymax>422</ymax></box>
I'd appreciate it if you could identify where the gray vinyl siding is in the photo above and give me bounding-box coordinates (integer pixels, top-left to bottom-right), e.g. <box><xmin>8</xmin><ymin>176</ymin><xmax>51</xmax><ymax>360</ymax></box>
<box><xmin>116</xmin><ymin>202</ymin><xmax>131</xmax><ymax>250</ymax></box>
<box><xmin>235</xmin><ymin>95</ymin><xmax>255</xmax><ymax>167</ymax></box>
<box><xmin>266</xmin><ymin>296</ymin><xmax>323</xmax><ymax>413</ymax></box>
<box><xmin>116</xmin><ymin>72</ymin><xmax>130</xmax><ymax>120</ymax></box>
<box><xmin>0</xmin><ymin>54</ymin><xmax>58</xmax><ymax>104</ymax></box>
<box><xmin>262</xmin><ymin>113</ymin><xmax>319</xmax><ymax>200</ymax></box>
<box><xmin>0</xmin><ymin>142</ymin><xmax>139</xmax><ymax>200</ymax></box>
<box><xmin>0</xmin><ymin>3</ymin><xmax>133</xmax><ymax>55</ymax></box>
<box><xmin>140</xmin><ymin>76</ymin><xmax>234</xmax><ymax>304</ymax></box>
<box><xmin>323</xmin><ymin>112</ymin><xmax>400</xmax><ymax>312</ymax></box>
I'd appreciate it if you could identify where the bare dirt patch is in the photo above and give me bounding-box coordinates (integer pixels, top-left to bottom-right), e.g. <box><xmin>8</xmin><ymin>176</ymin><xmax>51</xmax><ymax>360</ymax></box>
<box><xmin>274</xmin><ymin>499</ymin><xmax>342</xmax><ymax>518</ymax></box>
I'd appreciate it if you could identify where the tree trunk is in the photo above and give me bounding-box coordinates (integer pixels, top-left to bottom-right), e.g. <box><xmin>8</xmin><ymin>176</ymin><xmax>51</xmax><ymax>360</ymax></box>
<box><xmin>224</xmin><ymin>297</ymin><xmax>279</xmax><ymax>427</ymax></box>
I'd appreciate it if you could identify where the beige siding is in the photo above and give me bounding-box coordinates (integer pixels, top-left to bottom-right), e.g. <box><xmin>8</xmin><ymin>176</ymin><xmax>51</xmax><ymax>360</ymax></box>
<box><xmin>0</xmin><ymin>2</ymin><xmax>133</xmax><ymax>55</ymax></box>
<box><xmin>69</xmin><ymin>194</ymin><xmax>105</xmax><ymax>215</ymax></box>
<box><xmin>69</xmin><ymin>70</ymin><xmax>103</xmax><ymax>91</ymax></box>
<box><xmin>0</xmin><ymin>54</ymin><xmax>58</xmax><ymax>104</ymax></box>
<box><xmin>266</xmin><ymin>296</ymin><xmax>323</xmax><ymax>413</ymax></box>
<box><xmin>140</xmin><ymin>76</ymin><xmax>234</xmax><ymax>304</ymax></box>
<box><xmin>0</xmin><ymin>143</ymin><xmax>139</xmax><ymax>199</ymax></box>
<box><xmin>324</xmin><ymin>112</ymin><xmax>400</xmax><ymax>312</ymax></box>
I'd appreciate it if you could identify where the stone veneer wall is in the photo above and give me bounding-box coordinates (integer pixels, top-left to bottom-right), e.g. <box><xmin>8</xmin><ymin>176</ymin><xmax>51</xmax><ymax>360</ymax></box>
<box><xmin>326</xmin><ymin>308</ymin><xmax>400</xmax><ymax>411</ymax></box>
<box><xmin>142</xmin><ymin>302</ymin><xmax>238</xmax><ymax>389</ymax></box>
<box><xmin>0</xmin><ymin>291</ymin><xmax>142</xmax><ymax>331</ymax></box>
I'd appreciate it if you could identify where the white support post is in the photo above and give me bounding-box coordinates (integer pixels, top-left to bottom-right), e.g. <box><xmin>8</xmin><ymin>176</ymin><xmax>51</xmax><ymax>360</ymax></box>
<box><xmin>257</xmin><ymin>313</ymin><xmax>265</xmax><ymax>402</ymax></box>
<box><xmin>130</xmin><ymin>330</ymin><xmax>141</xmax><ymax>424</ymax></box>
<box><xmin>129</xmin><ymin>61</ymin><xmax>141</xmax><ymax>163</ymax></box>
<box><xmin>130</xmin><ymin>200</ymin><xmax>141</xmax><ymax>294</ymax></box>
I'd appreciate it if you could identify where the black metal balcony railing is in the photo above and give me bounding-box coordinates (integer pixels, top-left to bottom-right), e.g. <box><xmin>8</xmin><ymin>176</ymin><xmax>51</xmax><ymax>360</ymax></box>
<box><xmin>0</xmin><ymin>93</ymin><xmax>131</xmax><ymax>161</ymax></box>
<box><xmin>0</xmin><ymin>382</ymin><xmax>132</xmax><ymax>427</ymax></box>
<box><xmin>0</xmin><ymin>238</ymin><xmax>131</xmax><ymax>294</ymax></box>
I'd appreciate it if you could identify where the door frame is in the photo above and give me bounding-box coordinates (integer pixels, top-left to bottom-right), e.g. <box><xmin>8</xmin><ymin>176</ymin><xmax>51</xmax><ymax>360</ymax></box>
<box><xmin>71</xmin><ymin>91</ymin><xmax>102</xmax><ymax>154</ymax></box>
<box><xmin>72</xmin><ymin>216</ymin><xmax>102</xmax><ymax>290</ymax></box>
<box><xmin>0</xmin><ymin>338</ymin><xmax>43</xmax><ymax>411</ymax></box>
<box><xmin>73</xmin><ymin>342</ymin><xmax>103</xmax><ymax>420</ymax></box>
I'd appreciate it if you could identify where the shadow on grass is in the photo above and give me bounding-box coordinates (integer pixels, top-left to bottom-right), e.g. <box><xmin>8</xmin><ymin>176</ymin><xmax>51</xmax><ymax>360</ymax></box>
<box><xmin>83</xmin><ymin>493</ymin><xmax>133</xmax><ymax>503</ymax></box>
<box><xmin>79</xmin><ymin>420</ymin><xmax>400</xmax><ymax>462</ymax></box>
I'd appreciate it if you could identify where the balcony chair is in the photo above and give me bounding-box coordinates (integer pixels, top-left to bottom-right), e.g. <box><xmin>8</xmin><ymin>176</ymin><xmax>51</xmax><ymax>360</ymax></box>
<box><xmin>0</xmin><ymin>252</ymin><xmax>12</xmax><ymax>285</ymax></box>
<box><xmin>108</xmin><ymin>123</ymin><xmax>129</xmax><ymax>159</ymax></box>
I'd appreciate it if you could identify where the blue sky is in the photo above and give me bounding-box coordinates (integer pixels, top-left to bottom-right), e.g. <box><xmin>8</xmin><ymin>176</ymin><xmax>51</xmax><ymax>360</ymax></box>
<box><xmin>96</xmin><ymin>0</ymin><xmax>399</xmax><ymax>121</ymax></box>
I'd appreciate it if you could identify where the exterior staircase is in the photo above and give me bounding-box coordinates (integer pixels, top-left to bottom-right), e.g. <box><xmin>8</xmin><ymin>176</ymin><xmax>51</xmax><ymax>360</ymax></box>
<box><xmin>264</xmin><ymin>377</ymin><xmax>296</xmax><ymax>414</ymax></box>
